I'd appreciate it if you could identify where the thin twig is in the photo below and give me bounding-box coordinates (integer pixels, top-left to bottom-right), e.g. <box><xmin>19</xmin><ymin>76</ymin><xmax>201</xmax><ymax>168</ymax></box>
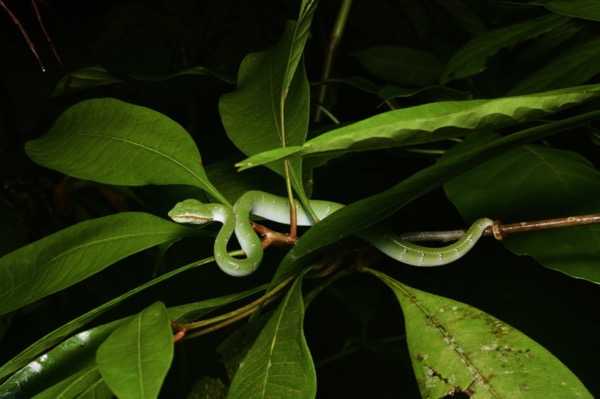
<box><xmin>0</xmin><ymin>0</ymin><xmax>45</xmax><ymax>71</ymax></box>
<box><xmin>31</xmin><ymin>0</ymin><xmax>66</xmax><ymax>72</ymax></box>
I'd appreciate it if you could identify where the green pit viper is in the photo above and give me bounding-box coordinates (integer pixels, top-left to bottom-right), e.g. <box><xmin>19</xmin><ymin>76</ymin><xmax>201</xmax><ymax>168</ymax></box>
<box><xmin>168</xmin><ymin>191</ymin><xmax>493</xmax><ymax>277</ymax></box>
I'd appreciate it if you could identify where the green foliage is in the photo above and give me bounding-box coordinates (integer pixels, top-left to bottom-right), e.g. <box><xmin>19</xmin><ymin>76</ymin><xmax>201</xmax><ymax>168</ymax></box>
<box><xmin>1</xmin><ymin>0</ymin><xmax>599</xmax><ymax>398</ymax></box>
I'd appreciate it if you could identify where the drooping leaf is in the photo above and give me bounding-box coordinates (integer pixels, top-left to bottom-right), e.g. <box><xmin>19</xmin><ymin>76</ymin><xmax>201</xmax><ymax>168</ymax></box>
<box><xmin>351</xmin><ymin>46</ymin><xmax>442</xmax><ymax>86</ymax></box>
<box><xmin>0</xmin><ymin>212</ymin><xmax>194</xmax><ymax>315</ymax></box>
<box><xmin>25</xmin><ymin>98</ymin><xmax>229</xmax><ymax>205</ymax></box>
<box><xmin>272</xmin><ymin>110</ymin><xmax>600</xmax><ymax>282</ymax></box>
<box><xmin>508</xmin><ymin>35</ymin><xmax>600</xmax><ymax>95</ymax></box>
<box><xmin>237</xmin><ymin>84</ymin><xmax>600</xmax><ymax>170</ymax></box>
<box><xmin>542</xmin><ymin>0</ymin><xmax>600</xmax><ymax>21</ymax></box>
<box><xmin>227</xmin><ymin>276</ymin><xmax>316</xmax><ymax>399</ymax></box>
<box><xmin>96</xmin><ymin>302</ymin><xmax>173</xmax><ymax>399</ymax></box>
<box><xmin>441</xmin><ymin>13</ymin><xmax>570</xmax><ymax>84</ymax></box>
<box><xmin>219</xmin><ymin>0</ymin><xmax>318</xmax><ymax>201</ymax></box>
<box><xmin>444</xmin><ymin>134</ymin><xmax>600</xmax><ymax>282</ymax></box>
<box><xmin>367</xmin><ymin>268</ymin><xmax>593</xmax><ymax>398</ymax></box>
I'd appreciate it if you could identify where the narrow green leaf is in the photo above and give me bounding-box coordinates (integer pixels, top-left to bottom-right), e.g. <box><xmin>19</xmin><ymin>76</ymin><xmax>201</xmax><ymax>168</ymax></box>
<box><xmin>227</xmin><ymin>276</ymin><xmax>316</xmax><ymax>399</ymax></box>
<box><xmin>272</xmin><ymin>110</ymin><xmax>600</xmax><ymax>281</ymax></box>
<box><xmin>0</xmin><ymin>321</ymin><xmax>123</xmax><ymax>398</ymax></box>
<box><xmin>31</xmin><ymin>367</ymin><xmax>104</xmax><ymax>399</ymax></box>
<box><xmin>25</xmin><ymin>98</ymin><xmax>228</xmax><ymax>205</ymax></box>
<box><xmin>508</xmin><ymin>36</ymin><xmax>600</xmax><ymax>95</ymax></box>
<box><xmin>441</xmin><ymin>13</ymin><xmax>570</xmax><ymax>83</ymax></box>
<box><xmin>444</xmin><ymin>136</ymin><xmax>600</xmax><ymax>282</ymax></box>
<box><xmin>543</xmin><ymin>0</ymin><xmax>600</xmax><ymax>21</ymax></box>
<box><xmin>366</xmin><ymin>268</ymin><xmax>593</xmax><ymax>398</ymax></box>
<box><xmin>237</xmin><ymin>84</ymin><xmax>600</xmax><ymax>170</ymax></box>
<box><xmin>0</xmin><ymin>212</ymin><xmax>193</xmax><ymax>315</ymax></box>
<box><xmin>352</xmin><ymin>46</ymin><xmax>442</xmax><ymax>86</ymax></box>
<box><xmin>219</xmin><ymin>0</ymin><xmax>317</xmax><ymax>199</ymax></box>
<box><xmin>97</xmin><ymin>302</ymin><xmax>173</xmax><ymax>399</ymax></box>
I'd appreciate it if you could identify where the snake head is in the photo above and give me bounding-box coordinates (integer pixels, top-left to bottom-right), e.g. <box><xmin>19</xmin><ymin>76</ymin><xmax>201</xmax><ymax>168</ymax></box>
<box><xmin>168</xmin><ymin>199</ymin><xmax>214</xmax><ymax>224</ymax></box>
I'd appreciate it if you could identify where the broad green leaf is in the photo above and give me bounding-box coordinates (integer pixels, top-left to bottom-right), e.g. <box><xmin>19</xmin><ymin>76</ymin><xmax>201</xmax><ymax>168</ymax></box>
<box><xmin>227</xmin><ymin>276</ymin><xmax>316</xmax><ymax>399</ymax></box>
<box><xmin>543</xmin><ymin>0</ymin><xmax>600</xmax><ymax>21</ymax></box>
<box><xmin>352</xmin><ymin>46</ymin><xmax>442</xmax><ymax>86</ymax></box>
<box><xmin>508</xmin><ymin>36</ymin><xmax>600</xmax><ymax>95</ymax></box>
<box><xmin>441</xmin><ymin>13</ymin><xmax>570</xmax><ymax>84</ymax></box>
<box><xmin>25</xmin><ymin>98</ymin><xmax>228</xmax><ymax>205</ymax></box>
<box><xmin>51</xmin><ymin>65</ymin><xmax>235</xmax><ymax>97</ymax></box>
<box><xmin>0</xmin><ymin>212</ymin><xmax>193</xmax><ymax>315</ymax></box>
<box><xmin>272</xmin><ymin>110</ymin><xmax>600</xmax><ymax>281</ymax></box>
<box><xmin>97</xmin><ymin>302</ymin><xmax>173</xmax><ymax>399</ymax></box>
<box><xmin>0</xmin><ymin>320</ymin><xmax>123</xmax><ymax>398</ymax></box>
<box><xmin>366</xmin><ymin>268</ymin><xmax>593</xmax><ymax>398</ymax></box>
<box><xmin>444</xmin><ymin>136</ymin><xmax>600</xmax><ymax>282</ymax></box>
<box><xmin>219</xmin><ymin>0</ymin><xmax>317</xmax><ymax>201</ymax></box>
<box><xmin>237</xmin><ymin>84</ymin><xmax>600</xmax><ymax>170</ymax></box>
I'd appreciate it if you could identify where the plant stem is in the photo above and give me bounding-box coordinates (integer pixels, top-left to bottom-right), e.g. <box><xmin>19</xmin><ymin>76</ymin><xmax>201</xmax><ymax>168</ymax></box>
<box><xmin>314</xmin><ymin>0</ymin><xmax>353</xmax><ymax>122</ymax></box>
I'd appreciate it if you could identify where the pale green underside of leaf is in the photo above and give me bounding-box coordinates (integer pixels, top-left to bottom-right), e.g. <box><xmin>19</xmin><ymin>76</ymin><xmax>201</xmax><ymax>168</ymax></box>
<box><xmin>25</xmin><ymin>98</ymin><xmax>228</xmax><ymax>205</ymax></box>
<box><xmin>238</xmin><ymin>84</ymin><xmax>600</xmax><ymax>170</ymax></box>
<box><xmin>444</xmin><ymin>135</ymin><xmax>600</xmax><ymax>283</ymax></box>
<box><xmin>368</xmin><ymin>269</ymin><xmax>593</xmax><ymax>398</ymax></box>
<box><xmin>441</xmin><ymin>13</ymin><xmax>571</xmax><ymax>83</ymax></box>
<box><xmin>0</xmin><ymin>212</ymin><xmax>193</xmax><ymax>315</ymax></box>
<box><xmin>227</xmin><ymin>276</ymin><xmax>316</xmax><ymax>399</ymax></box>
<box><xmin>96</xmin><ymin>302</ymin><xmax>173</xmax><ymax>399</ymax></box>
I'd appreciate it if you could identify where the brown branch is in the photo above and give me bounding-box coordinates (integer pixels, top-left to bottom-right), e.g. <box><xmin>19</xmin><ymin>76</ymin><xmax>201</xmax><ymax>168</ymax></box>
<box><xmin>0</xmin><ymin>0</ymin><xmax>46</xmax><ymax>71</ymax></box>
<box><xmin>31</xmin><ymin>0</ymin><xmax>66</xmax><ymax>72</ymax></box>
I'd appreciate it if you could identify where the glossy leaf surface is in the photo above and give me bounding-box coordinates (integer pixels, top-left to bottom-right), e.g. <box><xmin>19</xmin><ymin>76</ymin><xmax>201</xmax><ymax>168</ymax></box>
<box><xmin>368</xmin><ymin>268</ymin><xmax>593</xmax><ymax>398</ymax></box>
